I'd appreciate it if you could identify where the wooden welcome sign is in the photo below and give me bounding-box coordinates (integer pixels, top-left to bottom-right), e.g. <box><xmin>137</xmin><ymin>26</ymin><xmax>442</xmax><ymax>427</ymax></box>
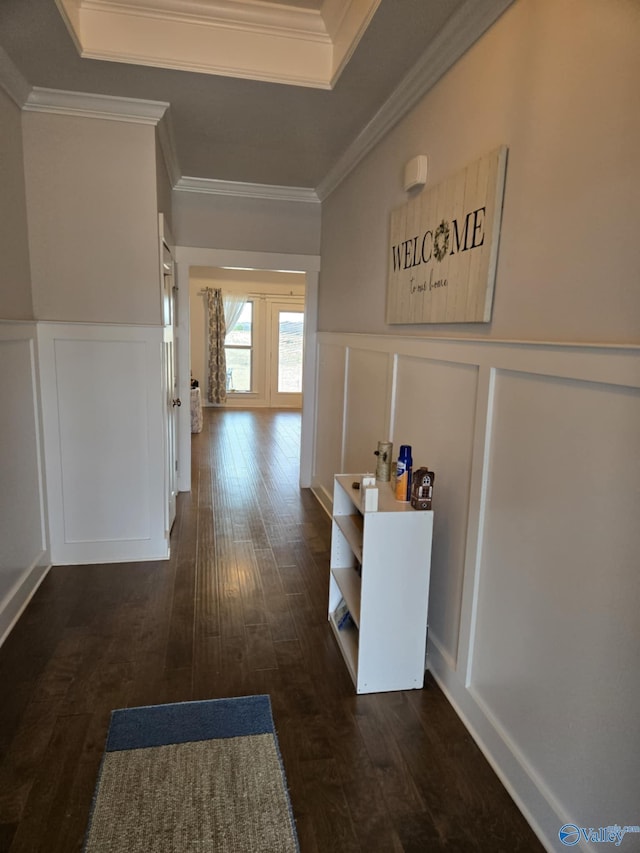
<box><xmin>387</xmin><ymin>146</ymin><xmax>508</xmax><ymax>324</ymax></box>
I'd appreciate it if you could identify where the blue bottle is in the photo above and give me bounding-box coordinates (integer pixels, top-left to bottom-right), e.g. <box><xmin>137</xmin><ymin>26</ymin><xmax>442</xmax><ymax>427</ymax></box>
<box><xmin>395</xmin><ymin>444</ymin><xmax>412</xmax><ymax>501</ymax></box>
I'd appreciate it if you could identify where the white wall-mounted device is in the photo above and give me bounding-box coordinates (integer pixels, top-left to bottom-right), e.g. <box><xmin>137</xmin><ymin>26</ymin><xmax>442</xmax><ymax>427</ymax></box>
<box><xmin>403</xmin><ymin>155</ymin><xmax>428</xmax><ymax>192</ymax></box>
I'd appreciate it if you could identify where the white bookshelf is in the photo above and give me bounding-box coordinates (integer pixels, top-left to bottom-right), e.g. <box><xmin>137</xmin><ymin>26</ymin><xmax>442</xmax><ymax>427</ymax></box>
<box><xmin>328</xmin><ymin>474</ymin><xmax>434</xmax><ymax>694</ymax></box>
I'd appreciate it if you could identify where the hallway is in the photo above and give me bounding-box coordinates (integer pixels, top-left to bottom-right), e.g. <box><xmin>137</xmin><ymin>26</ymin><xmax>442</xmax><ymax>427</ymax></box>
<box><xmin>0</xmin><ymin>409</ymin><xmax>543</xmax><ymax>852</ymax></box>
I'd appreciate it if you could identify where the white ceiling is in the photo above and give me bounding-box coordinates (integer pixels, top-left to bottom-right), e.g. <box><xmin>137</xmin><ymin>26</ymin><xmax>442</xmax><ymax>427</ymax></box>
<box><xmin>0</xmin><ymin>0</ymin><xmax>508</xmax><ymax>193</ymax></box>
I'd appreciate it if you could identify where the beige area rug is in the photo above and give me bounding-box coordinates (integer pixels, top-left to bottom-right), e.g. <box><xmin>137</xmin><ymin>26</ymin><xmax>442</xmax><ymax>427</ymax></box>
<box><xmin>83</xmin><ymin>695</ymin><xmax>298</xmax><ymax>853</ymax></box>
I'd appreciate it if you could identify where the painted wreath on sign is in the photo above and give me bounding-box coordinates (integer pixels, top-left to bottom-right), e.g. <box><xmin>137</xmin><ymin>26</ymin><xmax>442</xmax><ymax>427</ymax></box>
<box><xmin>433</xmin><ymin>219</ymin><xmax>450</xmax><ymax>262</ymax></box>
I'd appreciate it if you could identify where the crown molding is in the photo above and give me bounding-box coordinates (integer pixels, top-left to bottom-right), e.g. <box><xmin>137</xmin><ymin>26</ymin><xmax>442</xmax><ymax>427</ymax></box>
<box><xmin>156</xmin><ymin>107</ymin><xmax>181</xmax><ymax>187</ymax></box>
<box><xmin>23</xmin><ymin>87</ymin><xmax>170</xmax><ymax>124</ymax></box>
<box><xmin>0</xmin><ymin>48</ymin><xmax>32</xmax><ymax>108</ymax></box>
<box><xmin>320</xmin><ymin>0</ymin><xmax>350</xmax><ymax>39</ymax></box>
<box><xmin>83</xmin><ymin>0</ymin><xmax>327</xmax><ymax>38</ymax></box>
<box><xmin>327</xmin><ymin>0</ymin><xmax>381</xmax><ymax>89</ymax></box>
<box><xmin>54</xmin><ymin>0</ymin><xmax>378</xmax><ymax>88</ymax></box>
<box><xmin>175</xmin><ymin>176</ymin><xmax>320</xmax><ymax>204</ymax></box>
<box><xmin>317</xmin><ymin>0</ymin><xmax>516</xmax><ymax>200</ymax></box>
<box><xmin>79</xmin><ymin>47</ymin><xmax>333</xmax><ymax>89</ymax></box>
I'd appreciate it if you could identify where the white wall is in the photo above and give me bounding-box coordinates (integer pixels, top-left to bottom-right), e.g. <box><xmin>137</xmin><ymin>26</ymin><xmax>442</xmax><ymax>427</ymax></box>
<box><xmin>173</xmin><ymin>190</ymin><xmax>321</xmax><ymax>256</ymax></box>
<box><xmin>0</xmin><ymin>323</ymin><xmax>49</xmax><ymax>644</ymax></box>
<box><xmin>22</xmin><ymin>112</ymin><xmax>161</xmax><ymax>325</ymax></box>
<box><xmin>0</xmin><ymin>88</ymin><xmax>33</xmax><ymax>320</ymax></box>
<box><xmin>319</xmin><ymin>0</ymin><xmax>640</xmax><ymax>344</ymax></box>
<box><xmin>0</xmin><ymin>87</ymin><xmax>50</xmax><ymax>644</ymax></box>
<box><xmin>314</xmin><ymin>1</ymin><xmax>640</xmax><ymax>850</ymax></box>
<box><xmin>13</xmin><ymin>109</ymin><xmax>172</xmax><ymax>567</ymax></box>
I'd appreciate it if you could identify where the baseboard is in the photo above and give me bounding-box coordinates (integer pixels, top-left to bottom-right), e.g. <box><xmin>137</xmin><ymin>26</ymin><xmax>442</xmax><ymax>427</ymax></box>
<box><xmin>0</xmin><ymin>556</ymin><xmax>50</xmax><ymax>647</ymax></box>
<box><xmin>50</xmin><ymin>539</ymin><xmax>170</xmax><ymax>565</ymax></box>
<box><xmin>310</xmin><ymin>482</ymin><xmax>332</xmax><ymax>518</ymax></box>
<box><xmin>428</xmin><ymin>642</ymin><xmax>561</xmax><ymax>853</ymax></box>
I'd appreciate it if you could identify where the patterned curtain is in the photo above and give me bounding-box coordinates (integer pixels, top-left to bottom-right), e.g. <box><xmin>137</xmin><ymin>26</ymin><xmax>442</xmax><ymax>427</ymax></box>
<box><xmin>206</xmin><ymin>288</ymin><xmax>227</xmax><ymax>404</ymax></box>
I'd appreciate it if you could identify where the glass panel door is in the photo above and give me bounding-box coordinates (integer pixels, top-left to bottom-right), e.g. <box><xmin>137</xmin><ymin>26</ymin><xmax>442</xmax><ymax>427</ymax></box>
<box><xmin>277</xmin><ymin>311</ymin><xmax>304</xmax><ymax>393</ymax></box>
<box><xmin>269</xmin><ymin>305</ymin><xmax>304</xmax><ymax>408</ymax></box>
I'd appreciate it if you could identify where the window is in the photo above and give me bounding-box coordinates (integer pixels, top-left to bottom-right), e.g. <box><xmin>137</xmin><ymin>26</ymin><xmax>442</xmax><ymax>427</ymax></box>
<box><xmin>225</xmin><ymin>301</ymin><xmax>252</xmax><ymax>392</ymax></box>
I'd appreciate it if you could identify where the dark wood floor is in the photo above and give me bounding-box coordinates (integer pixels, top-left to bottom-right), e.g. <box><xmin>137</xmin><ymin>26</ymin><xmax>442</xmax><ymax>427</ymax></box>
<box><xmin>0</xmin><ymin>409</ymin><xmax>544</xmax><ymax>852</ymax></box>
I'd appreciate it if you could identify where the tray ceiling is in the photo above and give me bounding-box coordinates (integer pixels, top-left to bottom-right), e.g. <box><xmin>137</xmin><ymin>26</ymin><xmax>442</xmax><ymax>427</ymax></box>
<box><xmin>0</xmin><ymin>0</ymin><xmax>511</xmax><ymax>191</ymax></box>
<box><xmin>54</xmin><ymin>0</ymin><xmax>381</xmax><ymax>88</ymax></box>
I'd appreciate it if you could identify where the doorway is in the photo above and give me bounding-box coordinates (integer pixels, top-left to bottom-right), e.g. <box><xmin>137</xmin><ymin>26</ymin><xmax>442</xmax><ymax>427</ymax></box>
<box><xmin>188</xmin><ymin>269</ymin><xmax>306</xmax><ymax>410</ymax></box>
<box><xmin>174</xmin><ymin>248</ymin><xmax>320</xmax><ymax>492</ymax></box>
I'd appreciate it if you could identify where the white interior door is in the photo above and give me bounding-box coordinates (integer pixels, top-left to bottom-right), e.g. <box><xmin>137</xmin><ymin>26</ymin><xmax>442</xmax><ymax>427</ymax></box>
<box><xmin>162</xmin><ymin>240</ymin><xmax>179</xmax><ymax>532</ymax></box>
<box><xmin>268</xmin><ymin>302</ymin><xmax>304</xmax><ymax>408</ymax></box>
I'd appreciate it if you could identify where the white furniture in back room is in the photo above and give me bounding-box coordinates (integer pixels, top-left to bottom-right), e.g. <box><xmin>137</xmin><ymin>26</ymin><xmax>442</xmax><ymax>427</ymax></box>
<box><xmin>328</xmin><ymin>474</ymin><xmax>433</xmax><ymax>694</ymax></box>
<box><xmin>190</xmin><ymin>386</ymin><xmax>203</xmax><ymax>433</ymax></box>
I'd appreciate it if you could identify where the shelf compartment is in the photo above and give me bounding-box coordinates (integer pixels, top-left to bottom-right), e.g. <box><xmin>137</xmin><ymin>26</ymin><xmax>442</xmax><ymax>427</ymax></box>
<box><xmin>333</xmin><ymin>514</ymin><xmax>363</xmax><ymax>563</ymax></box>
<box><xmin>331</xmin><ymin>566</ymin><xmax>361</xmax><ymax>628</ymax></box>
<box><xmin>329</xmin><ymin>613</ymin><xmax>359</xmax><ymax>686</ymax></box>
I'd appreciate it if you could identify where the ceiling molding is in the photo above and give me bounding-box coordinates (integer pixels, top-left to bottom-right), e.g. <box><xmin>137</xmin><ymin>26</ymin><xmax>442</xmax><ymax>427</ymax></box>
<box><xmin>84</xmin><ymin>0</ymin><xmax>328</xmax><ymax>37</ymax></box>
<box><xmin>54</xmin><ymin>0</ymin><xmax>378</xmax><ymax>88</ymax></box>
<box><xmin>327</xmin><ymin>0</ymin><xmax>382</xmax><ymax>89</ymax></box>
<box><xmin>156</xmin><ymin>108</ymin><xmax>182</xmax><ymax>187</ymax></box>
<box><xmin>175</xmin><ymin>176</ymin><xmax>320</xmax><ymax>204</ymax></box>
<box><xmin>23</xmin><ymin>87</ymin><xmax>170</xmax><ymax>124</ymax></box>
<box><xmin>320</xmin><ymin>0</ymin><xmax>350</xmax><ymax>38</ymax></box>
<box><xmin>174</xmin><ymin>245</ymin><xmax>321</xmax><ymax>273</ymax></box>
<box><xmin>80</xmin><ymin>47</ymin><xmax>333</xmax><ymax>89</ymax></box>
<box><xmin>317</xmin><ymin>0</ymin><xmax>516</xmax><ymax>200</ymax></box>
<box><xmin>0</xmin><ymin>48</ymin><xmax>32</xmax><ymax>108</ymax></box>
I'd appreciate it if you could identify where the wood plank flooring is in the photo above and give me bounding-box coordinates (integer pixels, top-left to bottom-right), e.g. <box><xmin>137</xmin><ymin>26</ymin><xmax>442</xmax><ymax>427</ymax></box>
<box><xmin>0</xmin><ymin>408</ymin><xmax>544</xmax><ymax>852</ymax></box>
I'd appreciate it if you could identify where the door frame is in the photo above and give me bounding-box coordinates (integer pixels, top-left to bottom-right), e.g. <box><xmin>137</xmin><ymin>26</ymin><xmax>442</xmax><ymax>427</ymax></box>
<box><xmin>159</xmin><ymin>214</ymin><xmax>178</xmax><ymax>537</ymax></box>
<box><xmin>174</xmin><ymin>247</ymin><xmax>320</xmax><ymax>490</ymax></box>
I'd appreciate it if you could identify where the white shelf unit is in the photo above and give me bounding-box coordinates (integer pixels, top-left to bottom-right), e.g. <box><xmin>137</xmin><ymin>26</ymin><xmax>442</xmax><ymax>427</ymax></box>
<box><xmin>328</xmin><ymin>474</ymin><xmax>433</xmax><ymax>694</ymax></box>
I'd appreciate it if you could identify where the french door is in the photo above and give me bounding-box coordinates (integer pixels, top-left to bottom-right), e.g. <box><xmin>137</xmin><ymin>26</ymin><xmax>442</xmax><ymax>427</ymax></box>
<box><xmin>268</xmin><ymin>303</ymin><xmax>304</xmax><ymax>408</ymax></box>
<box><xmin>223</xmin><ymin>296</ymin><xmax>304</xmax><ymax>408</ymax></box>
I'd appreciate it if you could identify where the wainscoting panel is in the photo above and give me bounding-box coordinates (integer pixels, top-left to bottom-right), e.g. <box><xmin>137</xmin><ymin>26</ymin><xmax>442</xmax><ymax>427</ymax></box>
<box><xmin>312</xmin><ymin>340</ymin><xmax>347</xmax><ymax>510</ymax></box>
<box><xmin>0</xmin><ymin>322</ymin><xmax>49</xmax><ymax>645</ymax></box>
<box><xmin>393</xmin><ymin>355</ymin><xmax>479</xmax><ymax>670</ymax></box>
<box><xmin>37</xmin><ymin>323</ymin><xmax>168</xmax><ymax>564</ymax></box>
<box><xmin>470</xmin><ymin>368</ymin><xmax>640</xmax><ymax>829</ymax></box>
<box><xmin>313</xmin><ymin>331</ymin><xmax>640</xmax><ymax>852</ymax></box>
<box><xmin>343</xmin><ymin>347</ymin><xmax>393</xmax><ymax>475</ymax></box>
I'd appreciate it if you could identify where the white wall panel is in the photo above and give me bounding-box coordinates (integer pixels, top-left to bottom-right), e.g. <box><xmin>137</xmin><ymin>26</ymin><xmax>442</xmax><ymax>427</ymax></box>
<box><xmin>313</xmin><ymin>341</ymin><xmax>346</xmax><ymax>503</ymax></box>
<box><xmin>314</xmin><ymin>330</ymin><xmax>640</xmax><ymax>852</ymax></box>
<box><xmin>471</xmin><ymin>369</ymin><xmax>640</xmax><ymax>825</ymax></box>
<box><xmin>393</xmin><ymin>355</ymin><xmax>478</xmax><ymax>668</ymax></box>
<box><xmin>38</xmin><ymin>323</ymin><xmax>168</xmax><ymax>564</ymax></box>
<box><xmin>55</xmin><ymin>339</ymin><xmax>151</xmax><ymax>542</ymax></box>
<box><xmin>343</xmin><ymin>348</ymin><xmax>392</xmax><ymax>476</ymax></box>
<box><xmin>0</xmin><ymin>323</ymin><xmax>49</xmax><ymax>645</ymax></box>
